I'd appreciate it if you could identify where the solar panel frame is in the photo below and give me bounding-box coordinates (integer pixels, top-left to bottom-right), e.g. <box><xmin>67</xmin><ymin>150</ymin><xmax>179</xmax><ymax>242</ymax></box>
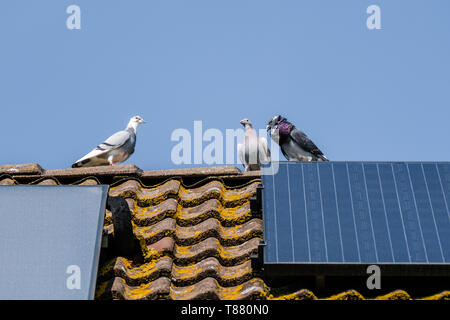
<box><xmin>0</xmin><ymin>185</ymin><xmax>108</xmax><ymax>300</ymax></box>
<box><xmin>260</xmin><ymin>161</ymin><xmax>450</xmax><ymax>277</ymax></box>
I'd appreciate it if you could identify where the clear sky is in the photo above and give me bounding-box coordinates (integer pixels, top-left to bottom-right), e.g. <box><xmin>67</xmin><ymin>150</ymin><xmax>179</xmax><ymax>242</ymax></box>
<box><xmin>1</xmin><ymin>1</ymin><xmax>449</xmax><ymax>171</ymax></box>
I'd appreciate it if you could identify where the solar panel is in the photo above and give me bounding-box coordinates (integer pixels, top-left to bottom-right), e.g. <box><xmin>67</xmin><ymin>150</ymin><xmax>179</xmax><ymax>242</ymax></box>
<box><xmin>0</xmin><ymin>185</ymin><xmax>108</xmax><ymax>299</ymax></box>
<box><xmin>260</xmin><ymin>162</ymin><xmax>450</xmax><ymax>276</ymax></box>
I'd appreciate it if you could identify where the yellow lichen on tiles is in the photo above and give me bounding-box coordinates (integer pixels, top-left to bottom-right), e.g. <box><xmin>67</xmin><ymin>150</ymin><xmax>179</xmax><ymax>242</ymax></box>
<box><xmin>118</xmin><ymin>256</ymin><xmax>134</xmax><ymax>269</ymax></box>
<box><xmin>173</xmin><ymin>264</ymin><xmax>199</xmax><ymax>280</ymax></box>
<box><xmin>220</xmin><ymin>283</ymin><xmax>245</xmax><ymax>300</ymax></box>
<box><xmin>122</xmin><ymin>280</ymin><xmax>155</xmax><ymax>300</ymax></box>
<box><xmin>269</xmin><ymin>290</ymin><xmax>317</xmax><ymax>300</ymax></box>
<box><xmin>174</xmin><ymin>243</ymin><xmax>190</xmax><ymax>256</ymax></box>
<box><xmin>134</xmin><ymin>225</ymin><xmax>172</xmax><ymax>240</ymax></box>
<box><xmin>95</xmin><ymin>280</ymin><xmax>110</xmax><ymax>299</ymax></box>
<box><xmin>170</xmin><ymin>281</ymin><xmax>197</xmax><ymax>299</ymax></box>
<box><xmin>124</xmin><ymin>257</ymin><xmax>167</xmax><ymax>281</ymax></box>
<box><xmin>222</xmin><ymin>192</ymin><xmax>251</xmax><ymax>204</ymax></box>
<box><xmin>323</xmin><ymin>290</ymin><xmax>365</xmax><ymax>300</ymax></box>
<box><xmin>110</xmin><ymin>179</ymin><xmax>179</xmax><ymax>206</ymax></box>
<box><xmin>221</xmin><ymin>224</ymin><xmax>239</xmax><ymax>239</ymax></box>
<box><xmin>103</xmin><ymin>224</ymin><xmax>113</xmax><ymax>234</ymax></box>
<box><xmin>105</xmin><ymin>210</ymin><xmax>112</xmax><ymax>224</ymax></box>
<box><xmin>219</xmin><ymin>204</ymin><xmax>253</xmax><ymax>226</ymax></box>
<box><xmin>97</xmin><ymin>258</ymin><xmax>117</xmax><ymax>278</ymax></box>
<box><xmin>142</xmin><ymin>247</ymin><xmax>160</xmax><ymax>261</ymax></box>
<box><xmin>220</xmin><ymin>278</ymin><xmax>267</xmax><ymax>300</ymax></box>
<box><xmin>0</xmin><ymin>178</ymin><xmax>16</xmax><ymax>185</ymax></box>
<box><xmin>419</xmin><ymin>291</ymin><xmax>450</xmax><ymax>300</ymax></box>
<box><xmin>220</xmin><ymin>262</ymin><xmax>251</xmax><ymax>281</ymax></box>
<box><xmin>374</xmin><ymin>290</ymin><xmax>411</xmax><ymax>300</ymax></box>
<box><xmin>217</xmin><ymin>245</ymin><xmax>234</xmax><ymax>262</ymax></box>
<box><xmin>77</xmin><ymin>178</ymin><xmax>99</xmax><ymax>186</ymax></box>
<box><xmin>137</xmin><ymin>237</ymin><xmax>157</xmax><ymax>260</ymax></box>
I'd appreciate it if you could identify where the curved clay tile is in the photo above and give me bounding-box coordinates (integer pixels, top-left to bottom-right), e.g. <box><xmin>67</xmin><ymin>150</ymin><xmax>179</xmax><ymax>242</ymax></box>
<box><xmin>174</xmin><ymin>237</ymin><xmax>260</xmax><ymax>267</ymax></box>
<box><xmin>99</xmin><ymin>256</ymin><xmax>173</xmax><ymax>287</ymax></box>
<box><xmin>169</xmin><ymin>277</ymin><xmax>267</xmax><ymax>300</ymax></box>
<box><xmin>175</xmin><ymin>218</ymin><xmax>263</xmax><ymax>246</ymax></box>
<box><xmin>76</xmin><ymin>178</ymin><xmax>99</xmax><ymax>185</ymax></box>
<box><xmin>35</xmin><ymin>178</ymin><xmax>59</xmax><ymax>185</ymax></box>
<box><xmin>177</xmin><ymin>199</ymin><xmax>252</xmax><ymax>227</ymax></box>
<box><xmin>178</xmin><ymin>181</ymin><xmax>260</xmax><ymax>207</ymax></box>
<box><xmin>133</xmin><ymin>198</ymin><xmax>178</xmax><ymax>227</ymax></box>
<box><xmin>109</xmin><ymin>276</ymin><xmax>171</xmax><ymax>300</ymax></box>
<box><xmin>171</xmin><ymin>257</ymin><xmax>252</xmax><ymax>287</ymax></box>
<box><xmin>109</xmin><ymin>179</ymin><xmax>180</xmax><ymax>206</ymax></box>
<box><xmin>0</xmin><ymin>177</ymin><xmax>16</xmax><ymax>185</ymax></box>
<box><xmin>134</xmin><ymin>218</ymin><xmax>176</xmax><ymax>245</ymax></box>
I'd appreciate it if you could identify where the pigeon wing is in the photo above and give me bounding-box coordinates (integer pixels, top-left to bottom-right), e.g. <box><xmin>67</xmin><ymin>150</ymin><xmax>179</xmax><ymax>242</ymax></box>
<box><xmin>73</xmin><ymin>130</ymin><xmax>131</xmax><ymax>166</ymax></box>
<box><xmin>289</xmin><ymin>127</ymin><xmax>328</xmax><ymax>160</ymax></box>
<box><xmin>237</xmin><ymin>143</ymin><xmax>247</xmax><ymax>169</ymax></box>
<box><xmin>258</xmin><ymin>137</ymin><xmax>271</xmax><ymax>163</ymax></box>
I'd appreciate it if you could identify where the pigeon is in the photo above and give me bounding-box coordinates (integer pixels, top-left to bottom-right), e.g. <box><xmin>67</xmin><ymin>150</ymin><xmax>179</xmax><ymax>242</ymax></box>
<box><xmin>266</xmin><ymin>115</ymin><xmax>328</xmax><ymax>162</ymax></box>
<box><xmin>237</xmin><ymin>118</ymin><xmax>271</xmax><ymax>171</ymax></box>
<box><xmin>72</xmin><ymin>116</ymin><xmax>146</xmax><ymax>168</ymax></box>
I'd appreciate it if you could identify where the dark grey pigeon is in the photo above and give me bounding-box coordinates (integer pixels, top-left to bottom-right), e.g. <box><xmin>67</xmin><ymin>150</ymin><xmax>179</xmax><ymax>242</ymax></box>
<box><xmin>72</xmin><ymin>116</ymin><xmax>146</xmax><ymax>168</ymax></box>
<box><xmin>266</xmin><ymin>115</ymin><xmax>328</xmax><ymax>162</ymax></box>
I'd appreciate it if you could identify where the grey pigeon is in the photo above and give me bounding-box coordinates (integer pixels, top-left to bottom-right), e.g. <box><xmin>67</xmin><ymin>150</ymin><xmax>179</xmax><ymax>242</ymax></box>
<box><xmin>238</xmin><ymin>118</ymin><xmax>271</xmax><ymax>171</ymax></box>
<box><xmin>266</xmin><ymin>115</ymin><xmax>328</xmax><ymax>162</ymax></box>
<box><xmin>72</xmin><ymin>116</ymin><xmax>146</xmax><ymax>168</ymax></box>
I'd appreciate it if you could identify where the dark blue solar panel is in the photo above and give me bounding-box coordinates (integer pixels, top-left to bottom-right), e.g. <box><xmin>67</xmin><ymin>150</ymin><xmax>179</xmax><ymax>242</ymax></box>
<box><xmin>318</xmin><ymin>163</ymin><xmax>343</xmax><ymax>262</ymax></box>
<box><xmin>0</xmin><ymin>185</ymin><xmax>108</xmax><ymax>299</ymax></box>
<box><xmin>261</xmin><ymin>162</ymin><xmax>450</xmax><ymax>268</ymax></box>
<box><xmin>333</xmin><ymin>163</ymin><xmax>359</xmax><ymax>262</ymax></box>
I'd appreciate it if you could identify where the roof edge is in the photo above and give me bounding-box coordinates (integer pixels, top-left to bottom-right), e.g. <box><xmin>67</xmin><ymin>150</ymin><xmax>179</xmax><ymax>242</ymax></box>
<box><xmin>0</xmin><ymin>164</ymin><xmax>261</xmax><ymax>179</ymax></box>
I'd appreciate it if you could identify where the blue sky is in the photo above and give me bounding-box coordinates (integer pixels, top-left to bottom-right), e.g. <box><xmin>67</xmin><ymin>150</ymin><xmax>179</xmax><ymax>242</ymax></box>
<box><xmin>1</xmin><ymin>1</ymin><xmax>449</xmax><ymax>170</ymax></box>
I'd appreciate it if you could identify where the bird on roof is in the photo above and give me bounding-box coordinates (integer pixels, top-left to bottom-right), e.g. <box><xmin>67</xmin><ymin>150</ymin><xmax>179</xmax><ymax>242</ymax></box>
<box><xmin>266</xmin><ymin>115</ymin><xmax>328</xmax><ymax>162</ymax></box>
<box><xmin>72</xmin><ymin>116</ymin><xmax>146</xmax><ymax>168</ymax></box>
<box><xmin>238</xmin><ymin>118</ymin><xmax>271</xmax><ymax>171</ymax></box>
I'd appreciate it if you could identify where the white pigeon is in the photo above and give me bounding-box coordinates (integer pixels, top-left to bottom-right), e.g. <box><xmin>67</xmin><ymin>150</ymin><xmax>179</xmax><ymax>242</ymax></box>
<box><xmin>72</xmin><ymin>116</ymin><xmax>146</xmax><ymax>168</ymax></box>
<box><xmin>237</xmin><ymin>118</ymin><xmax>271</xmax><ymax>171</ymax></box>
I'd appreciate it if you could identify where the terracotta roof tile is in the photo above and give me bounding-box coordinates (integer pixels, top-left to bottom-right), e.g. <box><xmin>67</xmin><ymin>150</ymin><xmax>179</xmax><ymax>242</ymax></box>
<box><xmin>95</xmin><ymin>173</ymin><xmax>264</xmax><ymax>300</ymax></box>
<box><xmin>44</xmin><ymin>164</ymin><xmax>142</xmax><ymax>178</ymax></box>
<box><xmin>109</xmin><ymin>179</ymin><xmax>181</xmax><ymax>206</ymax></box>
<box><xmin>171</xmin><ymin>257</ymin><xmax>253</xmax><ymax>287</ymax></box>
<box><xmin>169</xmin><ymin>277</ymin><xmax>267</xmax><ymax>300</ymax></box>
<box><xmin>141</xmin><ymin>166</ymin><xmax>241</xmax><ymax>178</ymax></box>
<box><xmin>174</xmin><ymin>218</ymin><xmax>262</xmax><ymax>246</ymax></box>
<box><xmin>104</xmin><ymin>256</ymin><xmax>173</xmax><ymax>287</ymax></box>
<box><xmin>0</xmin><ymin>163</ymin><xmax>43</xmax><ymax>175</ymax></box>
<box><xmin>133</xmin><ymin>198</ymin><xmax>178</xmax><ymax>227</ymax></box>
<box><xmin>0</xmin><ymin>177</ymin><xmax>16</xmax><ymax>185</ymax></box>
<box><xmin>135</xmin><ymin>218</ymin><xmax>177</xmax><ymax>245</ymax></box>
<box><xmin>107</xmin><ymin>276</ymin><xmax>171</xmax><ymax>300</ymax></box>
<box><xmin>177</xmin><ymin>200</ymin><xmax>252</xmax><ymax>227</ymax></box>
<box><xmin>173</xmin><ymin>237</ymin><xmax>260</xmax><ymax>267</ymax></box>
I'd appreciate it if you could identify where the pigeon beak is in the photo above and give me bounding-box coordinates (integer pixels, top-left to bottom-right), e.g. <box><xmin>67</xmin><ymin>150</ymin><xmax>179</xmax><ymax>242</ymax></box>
<box><xmin>140</xmin><ymin>119</ymin><xmax>146</xmax><ymax>124</ymax></box>
<box><xmin>266</xmin><ymin>124</ymin><xmax>270</xmax><ymax>131</ymax></box>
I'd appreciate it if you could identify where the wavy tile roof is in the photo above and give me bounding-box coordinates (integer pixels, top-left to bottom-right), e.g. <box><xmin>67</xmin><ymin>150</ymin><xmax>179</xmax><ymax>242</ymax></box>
<box><xmin>1</xmin><ymin>163</ymin><xmax>449</xmax><ymax>300</ymax></box>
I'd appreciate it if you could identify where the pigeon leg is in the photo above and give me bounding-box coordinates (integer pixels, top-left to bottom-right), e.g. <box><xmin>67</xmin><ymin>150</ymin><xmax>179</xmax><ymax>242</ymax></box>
<box><xmin>108</xmin><ymin>155</ymin><xmax>114</xmax><ymax>166</ymax></box>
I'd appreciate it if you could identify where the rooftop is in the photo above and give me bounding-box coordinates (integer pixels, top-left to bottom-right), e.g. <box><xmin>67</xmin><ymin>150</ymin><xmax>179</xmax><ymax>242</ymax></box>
<box><xmin>1</xmin><ymin>163</ymin><xmax>449</xmax><ymax>300</ymax></box>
